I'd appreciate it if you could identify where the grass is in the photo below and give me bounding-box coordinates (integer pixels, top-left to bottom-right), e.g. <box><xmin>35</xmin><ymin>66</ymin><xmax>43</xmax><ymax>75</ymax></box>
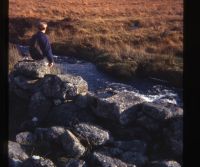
<box><xmin>8</xmin><ymin>43</ymin><xmax>22</xmax><ymax>73</ymax></box>
<box><xmin>9</xmin><ymin>0</ymin><xmax>183</xmax><ymax>87</ymax></box>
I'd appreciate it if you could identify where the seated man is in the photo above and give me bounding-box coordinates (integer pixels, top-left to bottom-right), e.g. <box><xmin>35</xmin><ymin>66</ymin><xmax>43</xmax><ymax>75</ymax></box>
<box><xmin>29</xmin><ymin>21</ymin><xmax>54</xmax><ymax>67</ymax></box>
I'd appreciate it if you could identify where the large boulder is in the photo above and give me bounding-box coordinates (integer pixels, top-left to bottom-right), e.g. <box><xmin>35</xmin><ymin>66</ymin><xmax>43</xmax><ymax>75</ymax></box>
<box><xmin>45</xmin><ymin>126</ymin><xmax>66</xmax><ymax>143</ymax></box>
<box><xmin>58</xmin><ymin>74</ymin><xmax>88</xmax><ymax>96</ymax></box>
<box><xmin>90</xmin><ymin>152</ymin><xmax>134</xmax><ymax>167</ymax></box>
<box><xmin>65</xmin><ymin>159</ymin><xmax>87</xmax><ymax>167</ymax></box>
<box><xmin>154</xmin><ymin>102</ymin><xmax>183</xmax><ymax>117</ymax></box>
<box><xmin>9</xmin><ymin>75</ymin><xmax>41</xmax><ymax>100</ymax></box>
<box><xmin>72</xmin><ymin>123</ymin><xmax>111</xmax><ymax>146</ymax></box>
<box><xmin>10</xmin><ymin>75</ymin><xmax>41</xmax><ymax>92</ymax></box>
<box><xmin>41</xmin><ymin>74</ymin><xmax>63</xmax><ymax>99</ymax></box>
<box><xmin>22</xmin><ymin>155</ymin><xmax>55</xmax><ymax>167</ymax></box>
<box><xmin>46</xmin><ymin>103</ymin><xmax>96</xmax><ymax>127</ymax></box>
<box><xmin>32</xmin><ymin>126</ymin><xmax>65</xmax><ymax>144</ymax></box>
<box><xmin>19</xmin><ymin>118</ymin><xmax>39</xmax><ymax>132</ymax></box>
<box><xmin>135</xmin><ymin>102</ymin><xmax>181</xmax><ymax>133</ymax></box>
<box><xmin>87</xmin><ymin>91</ymin><xmax>144</xmax><ymax>124</ymax></box>
<box><xmin>95</xmin><ymin>140</ymin><xmax>148</xmax><ymax>166</ymax></box>
<box><xmin>13</xmin><ymin>60</ymin><xmax>51</xmax><ymax>79</ymax></box>
<box><xmin>74</xmin><ymin>94</ymin><xmax>89</xmax><ymax>108</ymax></box>
<box><xmin>34</xmin><ymin>127</ymin><xmax>86</xmax><ymax>158</ymax></box>
<box><xmin>8</xmin><ymin>141</ymin><xmax>29</xmax><ymax>161</ymax></box>
<box><xmin>140</xmin><ymin>102</ymin><xmax>175</xmax><ymax>120</ymax></box>
<box><xmin>28</xmin><ymin>91</ymin><xmax>52</xmax><ymax>122</ymax></box>
<box><xmin>149</xmin><ymin>160</ymin><xmax>181</xmax><ymax>167</ymax></box>
<box><xmin>16</xmin><ymin>132</ymin><xmax>37</xmax><ymax>146</ymax></box>
<box><xmin>9</xmin><ymin>157</ymin><xmax>23</xmax><ymax>167</ymax></box>
<box><xmin>41</xmin><ymin>74</ymin><xmax>88</xmax><ymax>100</ymax></box>
<box><xmin>61</xmin><ymin>130</ymin><xmax>86</xmax><ymax>158</ymax></box>
<box><xmin>112</xmin><ymin>140</ymin><xmax>147</xmax><ymax>154</ymax></box>
<box><xmin>56</xmin><ymin>157</ymin><xmax>87</xmax><ymax>167</ymax></box>
<box><xmin>120</xmin><ymin>151</ymin><xmax>148</xmax><ymax>166</ymax></box>
<box><xmin>34</xmin><ymin>127</ymin><xmax>66</xmax><ymax>144</ymax></box>
<box><xmin>163</xmin><ymin>116</ymin><xmax>183</xmax><ymax>158</ymax></box>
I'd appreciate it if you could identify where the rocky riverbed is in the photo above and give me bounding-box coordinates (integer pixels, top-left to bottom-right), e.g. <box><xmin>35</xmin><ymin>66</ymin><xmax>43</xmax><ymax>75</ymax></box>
<box><xmin>8</xmin><ymin>59</ymin><xmax>183</xmax><ymax>167</ymax></box>
<box><xmin>53</xmin><ymin>55</ymin><xmax>183</xmax><ymax>108</ymax></box>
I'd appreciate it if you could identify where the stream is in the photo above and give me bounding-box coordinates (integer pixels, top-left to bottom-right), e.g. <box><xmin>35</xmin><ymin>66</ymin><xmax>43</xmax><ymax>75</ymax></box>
<box><xmin>18</xmin><ymin>45</ymin><xmax>183</xmax><ymax>108</ymax></box>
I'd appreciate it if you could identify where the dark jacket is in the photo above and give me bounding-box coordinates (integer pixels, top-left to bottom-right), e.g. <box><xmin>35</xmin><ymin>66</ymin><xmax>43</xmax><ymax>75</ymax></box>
<box><xmin>29</xmin><ymin>31</ymin><xmax>54</xmax><ymax>63</ymax></box>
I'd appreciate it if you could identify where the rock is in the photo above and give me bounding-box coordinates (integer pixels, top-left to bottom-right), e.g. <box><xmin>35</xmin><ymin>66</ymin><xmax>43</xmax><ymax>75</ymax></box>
<box><xmin>61</xmin><ymin>130</ymin><xmax>86</xmax><ymax>158</ymax></box>
<box><xmin>9</xmin><ymin>91</ymin><xmax>31</xmax><ymax>140</ymax></box>
<box><xmin>9</xmin><ymin>157</ymin><xmax>23</xmax><ymax>167</ymax></box>
<box><xmin>41</xmin><ymin>74</ymin><xmax>63</xmax><ymax>99</ymax></box>
<box><xmin>90</xmin><ymin>152</ymin><xmax>133</xmax><ymax>167</ymax></box>
<box><xmin>19</xmin><ymin>119</ymin><xmax>39</xmax><ymax>132</ymax></box>
<box><xmin>97</xmin><ymin>147</ymin><xmax>123</xmax><ymax>158</ymax></box>
<box><xmin>149</xmin><ymin>160</ymin><xmax>181</xmax><ymax>167</ymax></box>
<box><xmin>119</xmin><ymin>103</ymin><xmax>143</xmax><ymax>126</ymax></box>
<box><xmin>121</xmin><ymin>151</ymin><xmax>148</xmax><ymax>166</ymax></box>
<box><xmin>53</xmin><ymin>99</ymin><xmax>62</xmax><ymax>106</ymax></box>
<box><xmin>34</xmin><ymin>141</ymin><xmax>52</xmax><ymax>157</ymax></box>
<box><xmin>75</xmin><ymin>95</ymin><xmax>89</xmax><ymax>108</ymax></box>
<box><xmin>8</xmin><ymin>141</ymin><xmax>29</xmax><ymax>161</ymax></box>
<box><xmin>35</xmin><ymin>127</ymin><xmax>65</xmax><ymax>143</ymax></box>
<box><xmin>28</xmin><ymin>91</ymin><xmax>52</xmax><ymax>122</ymax></box>
<box><xmin>58</xmin><ymin>74</ymin><xmax>88</xmax><ymax>96</ymax></box>
<box><xmin>11</xmin><ymin>88</ymin><xmax>31</xmax><ymax>100</ymax></box>
<box><xmin>163</xmin><ymin>116</ymin><xmax>183</xmax><ymax>157</ymax></box>
<box><xmin>56</xmin><ymin>157</ymin><xmax>87</xmax><ymax>167</ymax></box>
<box><xmin>95</xmin><ymin>140</ymin><xmax>148</xmax><ymax>166</ymax></box>
<box><xmin>41</xmin><ymin>74</ymin><xmax>88</xmax><ymax>100</ymax></box>
<box><xmin>45</xmin><ymin>126</ymin><xmax>66</xmax><ymax>143</ymax></box>
<box><xmin>65</xmin><ymin>159</ymin><xmax>87</xmax><ymax>167</ymax></box>
<box><xmin>13</xmin><ymin>60</ymin><xmax>51</xmax><ymax>79</ymax></box>
<box><xmin>16</xmin><ymin>132</ymin><xmax>37</xmax><ymax>145</ymax></box>
<box><xmin>73</xmin><ymin>123</ymin><xmax>110</xmax><ymax>146</ymax></box>
<box><xmin>88</xmin><ymin>91</ymin><xmax>144</xmax><ymax>124</ymax></box>
<box><xmin>135</xmin><ymin>102</ymin><xmax>176</xmax><ymax>132</ymax></box>
<box><xmin>12</xmin><ymin>75</ymin><xmax>40</xmax><ymax>92</ymax></box>
<box><xmin>56</xmin><ymin>157</ymin><xmax>69</xmax><ymax>167</ymax></box>
<box><xmin>9</xmin><ymin>75</ymin><xmax>31</xmax><ymax>100</ymax></box>
<box><xmin>113</xmin><ymin>140</ymin><xmax>147</xmax><ymax>154</ymax></box>
<box><xmin>34</xmin><ymin>127</ymin><xmax>85</xmax><ymax>157</ymax></box>
<box><xmin>115</xmin><ymin>126</ymin><xmax>152</xmax><ymax>142</ymax></box>
<box><xmin>34</xmin><ymin>128</ymin><xmax>49</xmax><ymax>141</ymax></box>
<box><xmin>22</xmin><ymin>155</ymin><xmax>55</xmax><ymax>167</ymax></box>
<box><xmin>159</xmin><ymin>102</ymin><xmax>183</xmax><ymax>117</ymax></box>
<box><xmin>46</xmin><ymin>103</ymin><xmax>95</xmax><ymax>127</ymax></box>
<box><xmin>31</xmin><ymin>128</ymin><xmax>54</xmax><ymax>155</ymax></box>
<box><xmin>141</xmin><ymin>102</ymin><xmax>175</xmax><ymax>120</ymax></box>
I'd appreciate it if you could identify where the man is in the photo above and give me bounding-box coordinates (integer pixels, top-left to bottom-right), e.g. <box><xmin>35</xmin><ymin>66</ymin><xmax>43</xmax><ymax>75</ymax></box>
<box><xmin>29</xmin><ymin>21</ymin><xmax>54</xmax><ymax>67</ymax></box>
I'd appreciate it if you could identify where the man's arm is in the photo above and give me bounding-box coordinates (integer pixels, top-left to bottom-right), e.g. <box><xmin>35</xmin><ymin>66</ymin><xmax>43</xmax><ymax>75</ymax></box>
<box><xmin>40</xmin><ymin>34</ymin><xmax>54</xmax><ymax>65</ymax></box>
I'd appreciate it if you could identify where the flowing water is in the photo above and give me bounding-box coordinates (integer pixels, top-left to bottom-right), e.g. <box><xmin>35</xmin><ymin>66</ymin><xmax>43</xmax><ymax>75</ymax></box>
<box><xmin>18</xmin><ymin>45</ymin><xmax>183</xmax><ymax>108</ymax></box>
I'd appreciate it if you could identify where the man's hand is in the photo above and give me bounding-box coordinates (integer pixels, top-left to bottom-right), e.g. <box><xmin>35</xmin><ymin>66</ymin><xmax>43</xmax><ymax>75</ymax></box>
<box><xmin>48</xmin><ymin>62</ymin><xmax>54</xmax><ymax>68</ymax></box>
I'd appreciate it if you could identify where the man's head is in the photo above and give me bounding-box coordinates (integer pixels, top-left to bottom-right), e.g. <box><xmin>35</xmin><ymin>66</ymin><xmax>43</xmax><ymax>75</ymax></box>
<box><xmin>37</xmin><ymin>21</ymin><xmax>48</xmax><ymax>32</ymax></box>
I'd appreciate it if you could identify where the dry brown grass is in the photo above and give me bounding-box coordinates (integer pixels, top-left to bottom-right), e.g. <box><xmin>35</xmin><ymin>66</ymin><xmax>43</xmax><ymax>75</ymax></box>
<box><xmin>9</xmin><ymin>0</ymin><xmax>183</xmax><ymax>87</ymax></box>
<box><xmin>8</xmin><ymin>43</ymin><xmax>22</xmax><ymax>73</ymax></box>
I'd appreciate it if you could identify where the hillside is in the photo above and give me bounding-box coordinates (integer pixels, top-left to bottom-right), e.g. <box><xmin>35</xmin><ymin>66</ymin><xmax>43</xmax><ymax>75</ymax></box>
<box><xmin>9</xmin><ymin>0</ymin><xmax>183</xmax><ymax>87</ymax></box>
